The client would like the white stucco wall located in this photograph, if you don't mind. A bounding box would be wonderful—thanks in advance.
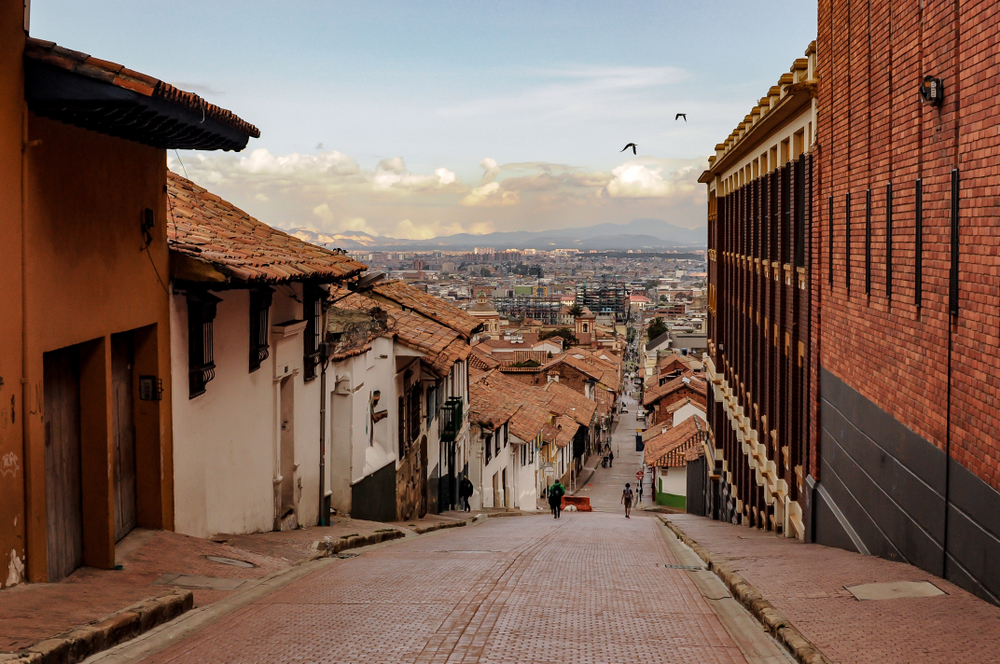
[656,466,687,497]
[171,285,321,538]
[672,403,706,427]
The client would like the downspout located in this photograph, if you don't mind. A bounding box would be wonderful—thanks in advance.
[318,352,329,526]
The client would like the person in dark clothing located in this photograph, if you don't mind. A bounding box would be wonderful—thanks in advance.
[459,476,474,512]
[608,450,614,467]
[548,480,565,519]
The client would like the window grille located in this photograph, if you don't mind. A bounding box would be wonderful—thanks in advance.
[303,284,322,381]
[485,433,492,464]
[950,169,960,316]
[865,189,872,295]
[187,291,221,398]
[249,288,273,373]
[915,179,923,309]
[845,192,852,292]
[886,183,893,300]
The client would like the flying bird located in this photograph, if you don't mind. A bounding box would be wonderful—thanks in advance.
[621,143,637,155]
[675,113,687,122]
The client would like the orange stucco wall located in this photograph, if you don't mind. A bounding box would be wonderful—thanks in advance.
[20,115,174,580]
[0,3,26,589]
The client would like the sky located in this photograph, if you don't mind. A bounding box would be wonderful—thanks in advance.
[31,1,816,241]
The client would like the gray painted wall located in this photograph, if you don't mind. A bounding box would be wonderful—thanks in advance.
[817,368,1000,605]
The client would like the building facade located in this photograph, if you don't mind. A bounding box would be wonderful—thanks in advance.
[701,1,1000,606]
[0,5,258,586]
[811,0,1000,604]
[698,45,817,539]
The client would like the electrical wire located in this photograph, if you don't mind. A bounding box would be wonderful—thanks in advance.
[173,149,189,179]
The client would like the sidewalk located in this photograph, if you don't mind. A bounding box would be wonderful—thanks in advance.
[665,514,1000,664]
[0,512,475,662]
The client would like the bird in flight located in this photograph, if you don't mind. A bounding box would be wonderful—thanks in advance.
[675,113,687,122]
[621,143,637,155]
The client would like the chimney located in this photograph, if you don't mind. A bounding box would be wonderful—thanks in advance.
[547,370,559,384]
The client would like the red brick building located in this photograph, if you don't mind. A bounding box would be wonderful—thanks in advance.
[700,2,1000,605]
[810,0,1000,605]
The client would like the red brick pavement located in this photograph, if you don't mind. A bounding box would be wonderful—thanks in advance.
[142,514,752,664]
[0,515,439,655]
[669,515,1000,664]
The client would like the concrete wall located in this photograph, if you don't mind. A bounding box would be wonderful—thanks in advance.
[657,467,687,498]
[171,286,320,538]
[0,1,25,589]
[672,403,705,427]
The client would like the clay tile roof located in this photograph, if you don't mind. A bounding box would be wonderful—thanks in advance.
[24,38,259,148]
[642,371,707,407]
[544,382,597,428]
[167,172,367,285]
[644,416,707,467]
[665,397,705,416]
[470,374,520,431]
[508,400,550,442]
[469,347,501,371]
[373,281,482,339]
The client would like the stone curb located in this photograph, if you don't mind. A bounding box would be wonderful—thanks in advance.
[659,516,833,664]
[315,528,407,555]
[0,591,193,664]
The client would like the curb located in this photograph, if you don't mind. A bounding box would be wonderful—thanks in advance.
[659,517,833,664]
[316,528,407,555]
[0,591,193,664]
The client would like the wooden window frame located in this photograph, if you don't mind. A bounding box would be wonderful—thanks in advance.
[249,287,273,373]
[187,291,221,399]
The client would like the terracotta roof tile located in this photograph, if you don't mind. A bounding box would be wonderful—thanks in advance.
[373,281,482,338]
[642,371,707,407]
[644,416,707,467]
[25,38,260,140]
[544,382,597,428]
[167,172,367,285]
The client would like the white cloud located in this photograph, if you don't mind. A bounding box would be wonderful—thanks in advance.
[461,181,519,207]
[393,218,495,240]
[604,159,702,199]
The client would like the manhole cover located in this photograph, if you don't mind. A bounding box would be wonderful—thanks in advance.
[846,581,945,601]
[206,555,255,568]
[658,564,703,570]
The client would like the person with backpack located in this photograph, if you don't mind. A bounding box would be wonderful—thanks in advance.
[621,483,634,518]
[459,476,474,512]
[548,480,565,519]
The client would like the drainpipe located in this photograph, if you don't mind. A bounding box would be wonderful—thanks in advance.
[318,347,330,526]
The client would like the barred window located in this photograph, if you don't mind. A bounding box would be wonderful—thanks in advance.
[187,291,221,399]
[249,288,273,373]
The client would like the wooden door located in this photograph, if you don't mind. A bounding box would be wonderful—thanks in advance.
[112,334,137,542]
[44,346,83,581]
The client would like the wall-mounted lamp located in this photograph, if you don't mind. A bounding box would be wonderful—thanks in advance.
[919,76,944,107]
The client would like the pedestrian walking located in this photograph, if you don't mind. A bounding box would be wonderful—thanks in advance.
[459,476,474,512]
[621,483,634,518]
[548,480,565,519]
[636,480,644,506]
[608,450,614,467]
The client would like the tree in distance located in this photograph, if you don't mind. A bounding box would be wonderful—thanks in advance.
[540,327,578,346]
[647,317,668,341]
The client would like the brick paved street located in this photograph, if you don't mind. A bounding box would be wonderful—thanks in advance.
[578,379,658,515]
[119,512,777,664]
[669,515,1000,664]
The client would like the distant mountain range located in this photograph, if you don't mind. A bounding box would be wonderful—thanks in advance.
[288,218,706,252]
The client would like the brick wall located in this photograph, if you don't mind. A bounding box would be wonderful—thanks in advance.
[815,0,1000,495]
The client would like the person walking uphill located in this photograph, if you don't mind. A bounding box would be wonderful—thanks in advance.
[459,476,474,512]
[548,480,565,519]
[621,483,634,518]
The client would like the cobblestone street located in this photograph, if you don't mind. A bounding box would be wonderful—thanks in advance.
[94,510,784,664]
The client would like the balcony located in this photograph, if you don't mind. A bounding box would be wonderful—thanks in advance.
[440,397,463,443]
